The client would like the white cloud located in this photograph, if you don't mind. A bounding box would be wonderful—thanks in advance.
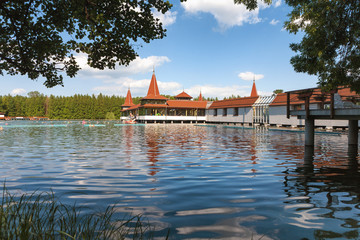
[158,81,182,92]
[76,53,172,96]
[179,84,252,99]
[92,78,181,97]
[153,10,177,27]
[11,88,26,96]
[181,0,269,30]
[238,72,264,81]
[76,54,171,79]
[93,78,257,99]
[273,0,281,7]
[270,19,279,25]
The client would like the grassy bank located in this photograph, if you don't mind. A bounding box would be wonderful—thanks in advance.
[1,187,166,239]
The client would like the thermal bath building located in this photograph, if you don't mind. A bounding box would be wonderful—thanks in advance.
[121,72,360,129]
[121,71,208,124]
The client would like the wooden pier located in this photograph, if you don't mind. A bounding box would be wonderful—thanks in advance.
[286,87,360,153]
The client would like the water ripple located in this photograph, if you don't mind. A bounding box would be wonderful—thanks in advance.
[0,122,359,239]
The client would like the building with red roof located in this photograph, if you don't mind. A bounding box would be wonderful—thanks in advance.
[121,71,208,123]
[120,70,360,128]
[207,96,258,124]
[175,91,193,100]
[122,89,135,110]
[206,80,260,125]
[268,87,360,128]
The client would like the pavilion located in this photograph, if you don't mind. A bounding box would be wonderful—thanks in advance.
[121,71,207,124]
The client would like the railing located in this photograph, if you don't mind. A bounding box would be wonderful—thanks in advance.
[137,115,206,121]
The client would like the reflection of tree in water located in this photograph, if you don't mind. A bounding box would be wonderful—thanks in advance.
[281,144,360,239]
[144,125,207,176]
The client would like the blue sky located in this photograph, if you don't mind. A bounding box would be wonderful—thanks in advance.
[1,0,318,99]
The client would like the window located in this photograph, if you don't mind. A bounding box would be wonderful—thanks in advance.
[234,108,238,116]
[223,108,227,116]
[214,109,217,116]
[293,104,302,110]
[324,103,330,109]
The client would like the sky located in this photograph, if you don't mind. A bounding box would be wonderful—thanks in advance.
[1,0,319,99]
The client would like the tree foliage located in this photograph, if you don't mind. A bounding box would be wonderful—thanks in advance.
[0,93,128,119]
[233,0,272,10]
[273,89,283,94]
[0,0,171,87]
[2,0,358,93]
[234,0,360,93]
[285,0,360,93]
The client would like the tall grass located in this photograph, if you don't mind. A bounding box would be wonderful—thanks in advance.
[0,186,166,240]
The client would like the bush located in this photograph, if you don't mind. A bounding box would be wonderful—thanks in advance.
[105,112,116,120]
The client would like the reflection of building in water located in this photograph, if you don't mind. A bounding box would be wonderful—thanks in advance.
[123,125,133,154]
[142,125,208,176]
[145,127,162,176]
[276,142,360,238]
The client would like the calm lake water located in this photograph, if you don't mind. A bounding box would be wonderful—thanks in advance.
[1,121,359,239]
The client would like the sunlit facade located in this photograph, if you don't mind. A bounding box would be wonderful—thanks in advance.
[121,72,207,124]
[121,72,360,129]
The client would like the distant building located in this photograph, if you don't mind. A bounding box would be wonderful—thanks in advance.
[120,72,360,129]
[269,87,359,129]
[206,80,259,125]
[121,71,207,124]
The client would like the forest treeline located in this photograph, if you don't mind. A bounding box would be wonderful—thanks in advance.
[0,91,143,120]
[0,91,220,119]
[0,91,239,119]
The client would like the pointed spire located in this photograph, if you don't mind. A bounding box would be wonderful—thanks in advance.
[250,78,258,97]
[142,71,168,100]
[122,88,134,107]
[147,72,160,96]
[198,91,203,101]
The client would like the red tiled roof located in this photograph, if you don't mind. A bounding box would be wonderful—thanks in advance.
[198,92,203,101]
[167,100,207,109]
[250,80,258,97]
[148,73,160,96]
[270,93,303,106]
[122,104,140,112]
[122,89,134,107]
[337,87,360,101]
[209,96,258,109]
[175,91,192,99]
[270,87,360,106]
[142,95,168,100]
[141,104,168,108]
[141,73,168,100]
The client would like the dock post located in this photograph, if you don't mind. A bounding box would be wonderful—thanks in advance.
[305,118,315,147]
[348,120,358,151]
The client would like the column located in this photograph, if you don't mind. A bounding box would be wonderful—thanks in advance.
[305,118,315,147]
[348,120,358,152]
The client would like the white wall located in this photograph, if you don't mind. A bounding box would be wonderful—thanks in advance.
[269,106,304,126]
[206,107,253,123]
[269,105,349,127]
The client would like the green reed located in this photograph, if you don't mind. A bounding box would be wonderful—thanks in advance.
[0,186,164,240]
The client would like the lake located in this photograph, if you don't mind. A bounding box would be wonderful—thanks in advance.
[0,121,359,239]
